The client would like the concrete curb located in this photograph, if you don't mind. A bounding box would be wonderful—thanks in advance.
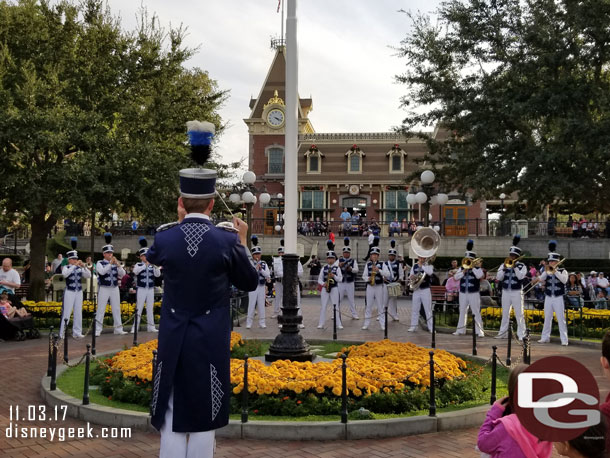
[41,350,492,440]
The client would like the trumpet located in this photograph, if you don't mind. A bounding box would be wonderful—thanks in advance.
[461,257,483,270]
[545,258,566,275]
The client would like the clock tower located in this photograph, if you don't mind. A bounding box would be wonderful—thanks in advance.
[244,46,314,232]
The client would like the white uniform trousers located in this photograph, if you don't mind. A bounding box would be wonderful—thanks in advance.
[541,295,568,344]
[363,285,385,330]
[456,292,484,336]
[411,288,432,331]
[95,286,124,335]
[132,287,157,332]
[246,285,266,328]
[338,282,358,318]
[273,281,283,315]
[319,287,342,328]
[160,389,215,458]
[383,286,400,321]
[498,289,525,339]
[60,290,83,338]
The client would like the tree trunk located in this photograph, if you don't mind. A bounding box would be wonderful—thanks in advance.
[29,212,56,302]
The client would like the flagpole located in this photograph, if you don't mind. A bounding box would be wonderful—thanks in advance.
[281,0,285,42]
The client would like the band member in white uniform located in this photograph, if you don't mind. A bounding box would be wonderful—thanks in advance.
[362,246,385,331]
[538,240,569,345]
[453,239,485,337]
[382,241,404,322]
[273,239,305,328]
[59,237,91,339]
[131,237,160,333]
[317,241,343,329]
[407,255,434,332]
[95,233,127,336]
[246,237,270,329]
[338,237,359,319]
[495,235,526,340]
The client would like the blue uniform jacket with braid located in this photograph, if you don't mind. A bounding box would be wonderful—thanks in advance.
[146,215,258,433]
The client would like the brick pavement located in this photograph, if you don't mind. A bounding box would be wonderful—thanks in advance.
[2,296,603,457]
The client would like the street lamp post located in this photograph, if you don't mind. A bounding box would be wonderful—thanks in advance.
[499,193,506,236]
[229,171,270,249]
[406,170,448,228]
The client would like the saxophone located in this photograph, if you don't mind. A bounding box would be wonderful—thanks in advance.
[325,267,333,293]
[370,263,377,286]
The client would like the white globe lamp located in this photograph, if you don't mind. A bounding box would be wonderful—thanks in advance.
[415,192,428,204]
[242,191,254,203]
[420,170,435,185]
[437,193,449,205]
[406,194,417,205]
[229,193,240,204]
[259,193,271,205]
[242,171,256,185]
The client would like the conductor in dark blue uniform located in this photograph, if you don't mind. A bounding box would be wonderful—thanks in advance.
[146,120,258,457]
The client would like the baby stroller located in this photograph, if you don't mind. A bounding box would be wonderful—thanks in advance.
[0,313,39,341]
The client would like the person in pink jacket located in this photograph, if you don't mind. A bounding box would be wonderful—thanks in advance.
[478,364,553,458]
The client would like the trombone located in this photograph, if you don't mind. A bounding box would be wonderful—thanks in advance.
[461,257,483,270]
[521,258,566,296]
[487,255,525,276]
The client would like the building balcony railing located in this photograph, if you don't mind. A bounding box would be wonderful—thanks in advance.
[245,218,610,239]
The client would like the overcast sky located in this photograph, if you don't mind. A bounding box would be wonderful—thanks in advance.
[105,0,442,171]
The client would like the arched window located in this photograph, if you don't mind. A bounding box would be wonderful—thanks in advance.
[304,144,323,174]
[345,144,365,174]
[386,144,407,174]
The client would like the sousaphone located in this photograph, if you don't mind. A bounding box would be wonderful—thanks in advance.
[409,227,441,290]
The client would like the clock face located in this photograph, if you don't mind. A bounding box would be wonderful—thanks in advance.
[267,109,285,127]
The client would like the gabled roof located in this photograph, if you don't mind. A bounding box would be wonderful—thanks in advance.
[248,47,312,120]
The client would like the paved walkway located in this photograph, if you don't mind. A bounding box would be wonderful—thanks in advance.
[2,296,605,457]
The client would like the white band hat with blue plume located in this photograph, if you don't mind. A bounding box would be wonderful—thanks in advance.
[278,238,284,253]
[102,232,114,253]
[67,237,78,259]
[464,239,476,259]
[251,235,262,254]
[326,240,337,259]
[509,234,522,256]
[547,239,560,262]
[180,120,217,199]
[342,237,351,253]
[138,237,149,257]
[388,239,397,256]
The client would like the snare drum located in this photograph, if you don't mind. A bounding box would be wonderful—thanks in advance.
[387,282,402,297]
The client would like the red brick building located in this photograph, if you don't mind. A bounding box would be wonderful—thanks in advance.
[245,47,487,236]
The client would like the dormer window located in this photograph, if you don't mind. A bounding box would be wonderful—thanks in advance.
[345,144,365,174]
[387,144,407,174]
[304,144,324,174]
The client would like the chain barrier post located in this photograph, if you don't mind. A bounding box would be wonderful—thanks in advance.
[83,344,91,405]
[491,345,497,405]
[429,351,436,417]
[133,307,139,347]
[524,328,531,365]
[47,326,54,376]
[91,319,96,356]
[150,349,158,416]
[384,306,388,340]
[333,304,337,341]
[431,308,436,349]
[63,318,69,363]
[579,305,583,340]
[242,355,249,423]
[341,353,348,424]
[50,333,58,391]
[472,312,477,356]
[506,318,512,366]
[235,293,242,327]
[230,295,235,331]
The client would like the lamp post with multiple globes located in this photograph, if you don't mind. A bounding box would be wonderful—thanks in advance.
[406,170,449,229]
[228,171,271,249]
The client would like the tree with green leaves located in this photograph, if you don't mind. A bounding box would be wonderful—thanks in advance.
[397,0,610,215]
[0,0,227,300]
